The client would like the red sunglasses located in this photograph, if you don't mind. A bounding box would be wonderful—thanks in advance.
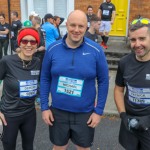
[21,39,37,45]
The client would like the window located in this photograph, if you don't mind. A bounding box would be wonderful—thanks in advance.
[54,0,67,17]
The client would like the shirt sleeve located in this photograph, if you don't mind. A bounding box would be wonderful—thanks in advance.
[0,57,7,80]
[112,4,116,11]
[40,49,52,111]
[53,26,59,39]
[94,47,109,115]
[115,61,125,87]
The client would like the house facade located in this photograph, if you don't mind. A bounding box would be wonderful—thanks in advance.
[0,0,149,37]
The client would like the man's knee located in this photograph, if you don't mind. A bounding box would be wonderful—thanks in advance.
[53,144,68,150]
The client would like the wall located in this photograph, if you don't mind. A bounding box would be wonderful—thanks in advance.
[75,0,150,22]
[0,0,21,23]
[75,0,103,15]
[129,0,150,22]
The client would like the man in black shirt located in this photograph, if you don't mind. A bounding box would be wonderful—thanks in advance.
[85,15,100,43]
[0,13,10,59]
[86,5,95,30]
[32,15,45,62]
[114,18,150,150]
[97,0,115,49]
[10,11,22,53]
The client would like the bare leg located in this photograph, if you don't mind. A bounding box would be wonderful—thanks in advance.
[76,145,91,150]
[53,144,68,150]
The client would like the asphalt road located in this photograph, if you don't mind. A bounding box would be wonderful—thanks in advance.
[0,110,124,150]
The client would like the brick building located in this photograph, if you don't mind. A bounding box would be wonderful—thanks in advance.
[75,0,150,22]
[0,0,150,36]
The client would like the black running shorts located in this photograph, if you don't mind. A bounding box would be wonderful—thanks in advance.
[49,107,95,148]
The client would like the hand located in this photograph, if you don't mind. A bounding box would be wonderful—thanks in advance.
[42,110,54,126]
[120,112,130,130]
[87,113,102,128]
[111,20,114,25]
[0,112,7,126]
[16,48,21,53]
[133,116,150,131]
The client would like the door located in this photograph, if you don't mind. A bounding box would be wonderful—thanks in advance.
[109,0,128,36]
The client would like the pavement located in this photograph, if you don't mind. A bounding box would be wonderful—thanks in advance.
[102,37,130,116]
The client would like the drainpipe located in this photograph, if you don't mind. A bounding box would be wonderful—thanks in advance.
[7,0,11,24]
[7,0,11,54]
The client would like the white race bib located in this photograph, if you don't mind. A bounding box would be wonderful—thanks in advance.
[57,76,84,97]
[128,84,150,105]
[19,80,38,98]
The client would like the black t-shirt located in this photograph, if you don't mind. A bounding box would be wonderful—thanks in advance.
[0,22,10,40]
[115,53,150,116]
[86,14,95,27]
[0,54,40,117]
[38,27,45,47]
[99,2,116,21]
[11,20,22,40]
[84,31,98,43]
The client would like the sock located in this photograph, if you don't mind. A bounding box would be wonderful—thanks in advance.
[101,36,105,42]
[104,36,109,44]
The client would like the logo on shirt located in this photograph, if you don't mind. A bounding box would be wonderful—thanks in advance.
[82,52,90,55]
[146,74,150,80]
[31,70,40,75]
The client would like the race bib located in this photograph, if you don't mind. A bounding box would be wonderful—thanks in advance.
[19,80,38,98]
[128,84,150,105]
[103,10,109,16]
[57,76,84,97]
[0,34,6,37]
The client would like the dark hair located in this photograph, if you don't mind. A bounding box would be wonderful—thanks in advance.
[129,21,150,33]
[11,11,18,17]
[90,15,100,22]
[87,5,93,10]
[44,13,53,22]
[0,13,5,19]
[53,16,60,21]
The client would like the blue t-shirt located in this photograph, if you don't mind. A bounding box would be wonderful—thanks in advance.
[42,22,59,49]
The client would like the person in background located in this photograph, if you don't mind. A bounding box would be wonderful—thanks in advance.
[53,16,64,40]
[32,15,46,105]
[86,5,95,30]
[40,10,109,150]
[85,15,101,43]
[97,0,116,49]
[32,16,45,62]
[0,27,40,150]
[42,13,59,49]
[0,13,10,59]
[114,18,150,150]
[29,11,39,25]
[23,20,32,27]
[10,11,22,53]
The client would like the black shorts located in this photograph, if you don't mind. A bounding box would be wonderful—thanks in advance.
[49,107,95,148]
[119,121,150,150]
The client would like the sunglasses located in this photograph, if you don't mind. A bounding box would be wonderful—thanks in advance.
[131,18,150,25]
[21,39,37,45]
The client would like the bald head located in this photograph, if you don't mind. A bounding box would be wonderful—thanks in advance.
[67,10,87,24]
[65,10,88,48]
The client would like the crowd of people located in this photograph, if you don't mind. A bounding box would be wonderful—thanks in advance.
[0,0,150,149]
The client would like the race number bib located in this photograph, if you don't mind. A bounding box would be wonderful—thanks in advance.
[57,76,84,97]
[128,84,150,105]
[19,80,38,98]
[103,10,109,16]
